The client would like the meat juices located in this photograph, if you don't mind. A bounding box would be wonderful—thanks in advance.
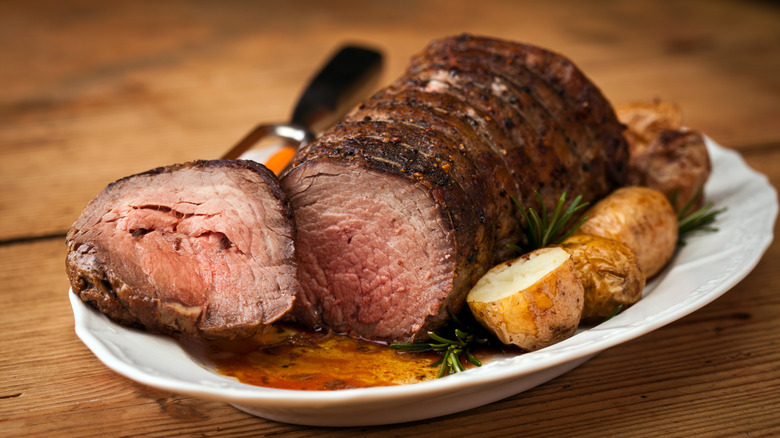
[66,160,297,339]
[281,34,628,343]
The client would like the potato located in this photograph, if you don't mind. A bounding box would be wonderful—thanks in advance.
[558,234,646,319]
[616,99,711,210]
[626,129,711,211]
[577,186,678,278]
[466,247,584,351]
[616,99,683,148]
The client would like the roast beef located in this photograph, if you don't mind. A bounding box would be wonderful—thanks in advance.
[66,160,297,339]
[281,34,628,343]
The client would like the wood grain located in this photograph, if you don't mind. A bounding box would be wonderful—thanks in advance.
[1,0,779,436]
[2,0,779,242]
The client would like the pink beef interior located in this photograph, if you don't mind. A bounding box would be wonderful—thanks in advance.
[70,163,296,337]
[283,161,455,342]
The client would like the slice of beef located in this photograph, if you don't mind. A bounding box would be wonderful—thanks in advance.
[282,34,628,343]
[284,137,486,342]
[340,91,527,261]
[66,160,297,339]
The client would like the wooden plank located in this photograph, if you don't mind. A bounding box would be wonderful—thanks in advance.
[1,0,779,241]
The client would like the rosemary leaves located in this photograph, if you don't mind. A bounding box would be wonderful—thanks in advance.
[675,187,727,244]
[390,313,490,377]
[508,191,589,253]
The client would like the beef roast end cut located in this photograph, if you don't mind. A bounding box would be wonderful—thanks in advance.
[66,160,297,339]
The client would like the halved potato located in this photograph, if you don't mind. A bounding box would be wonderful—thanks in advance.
[466,247,584,351]
[559,234,646,320]
[577,186,678,278]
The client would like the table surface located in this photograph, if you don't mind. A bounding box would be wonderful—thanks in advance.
[2,1,779,436]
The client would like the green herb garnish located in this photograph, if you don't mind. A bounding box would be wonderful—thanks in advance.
[390,313,489,377]
[674,187,727,245]
[508,191,589,253]
[603,304,624,322]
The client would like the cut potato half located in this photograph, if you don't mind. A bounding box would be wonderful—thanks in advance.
[467,247,584,351]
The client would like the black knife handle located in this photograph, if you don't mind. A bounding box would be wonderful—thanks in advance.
[290,45,383,131]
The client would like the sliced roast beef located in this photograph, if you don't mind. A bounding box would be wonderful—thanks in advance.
[283,137,484,342]
[66,160,297,339]
[281,34,628,343]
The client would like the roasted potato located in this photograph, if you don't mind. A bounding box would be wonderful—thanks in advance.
[626,129,711,211]
[559,234,646,319]
[466,247,584,351]
[577,186,678,278]
[617,99,711,210]
[616,99,683,149]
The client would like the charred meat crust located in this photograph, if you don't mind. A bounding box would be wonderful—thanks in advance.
[408,46,608,201]
[405,55,579,180]
[410,59,592,181]
[415,34,628,188]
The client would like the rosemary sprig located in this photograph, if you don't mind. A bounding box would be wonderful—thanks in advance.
[674,187,727,245]
[508,191,589,253]
[390,313,489,377]
[603,304,624,322]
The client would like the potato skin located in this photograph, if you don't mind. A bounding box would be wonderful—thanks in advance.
[616,100,711,210]
[467,248,584,351]
[626,129,711,211]
[577,186,678,278]
[559,234,646,319]
[616,100,683,150]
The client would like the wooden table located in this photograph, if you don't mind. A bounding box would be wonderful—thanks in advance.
[2,1,779,436]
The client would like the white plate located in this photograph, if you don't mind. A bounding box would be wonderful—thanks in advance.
[71,138,777,427]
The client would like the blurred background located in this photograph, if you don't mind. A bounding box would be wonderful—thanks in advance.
[2,0,779,243]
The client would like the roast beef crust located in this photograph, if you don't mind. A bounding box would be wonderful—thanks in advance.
[413,34,628,188]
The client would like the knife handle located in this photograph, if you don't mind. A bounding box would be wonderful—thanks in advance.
[290,45,383,132]
[222,45,382,162]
